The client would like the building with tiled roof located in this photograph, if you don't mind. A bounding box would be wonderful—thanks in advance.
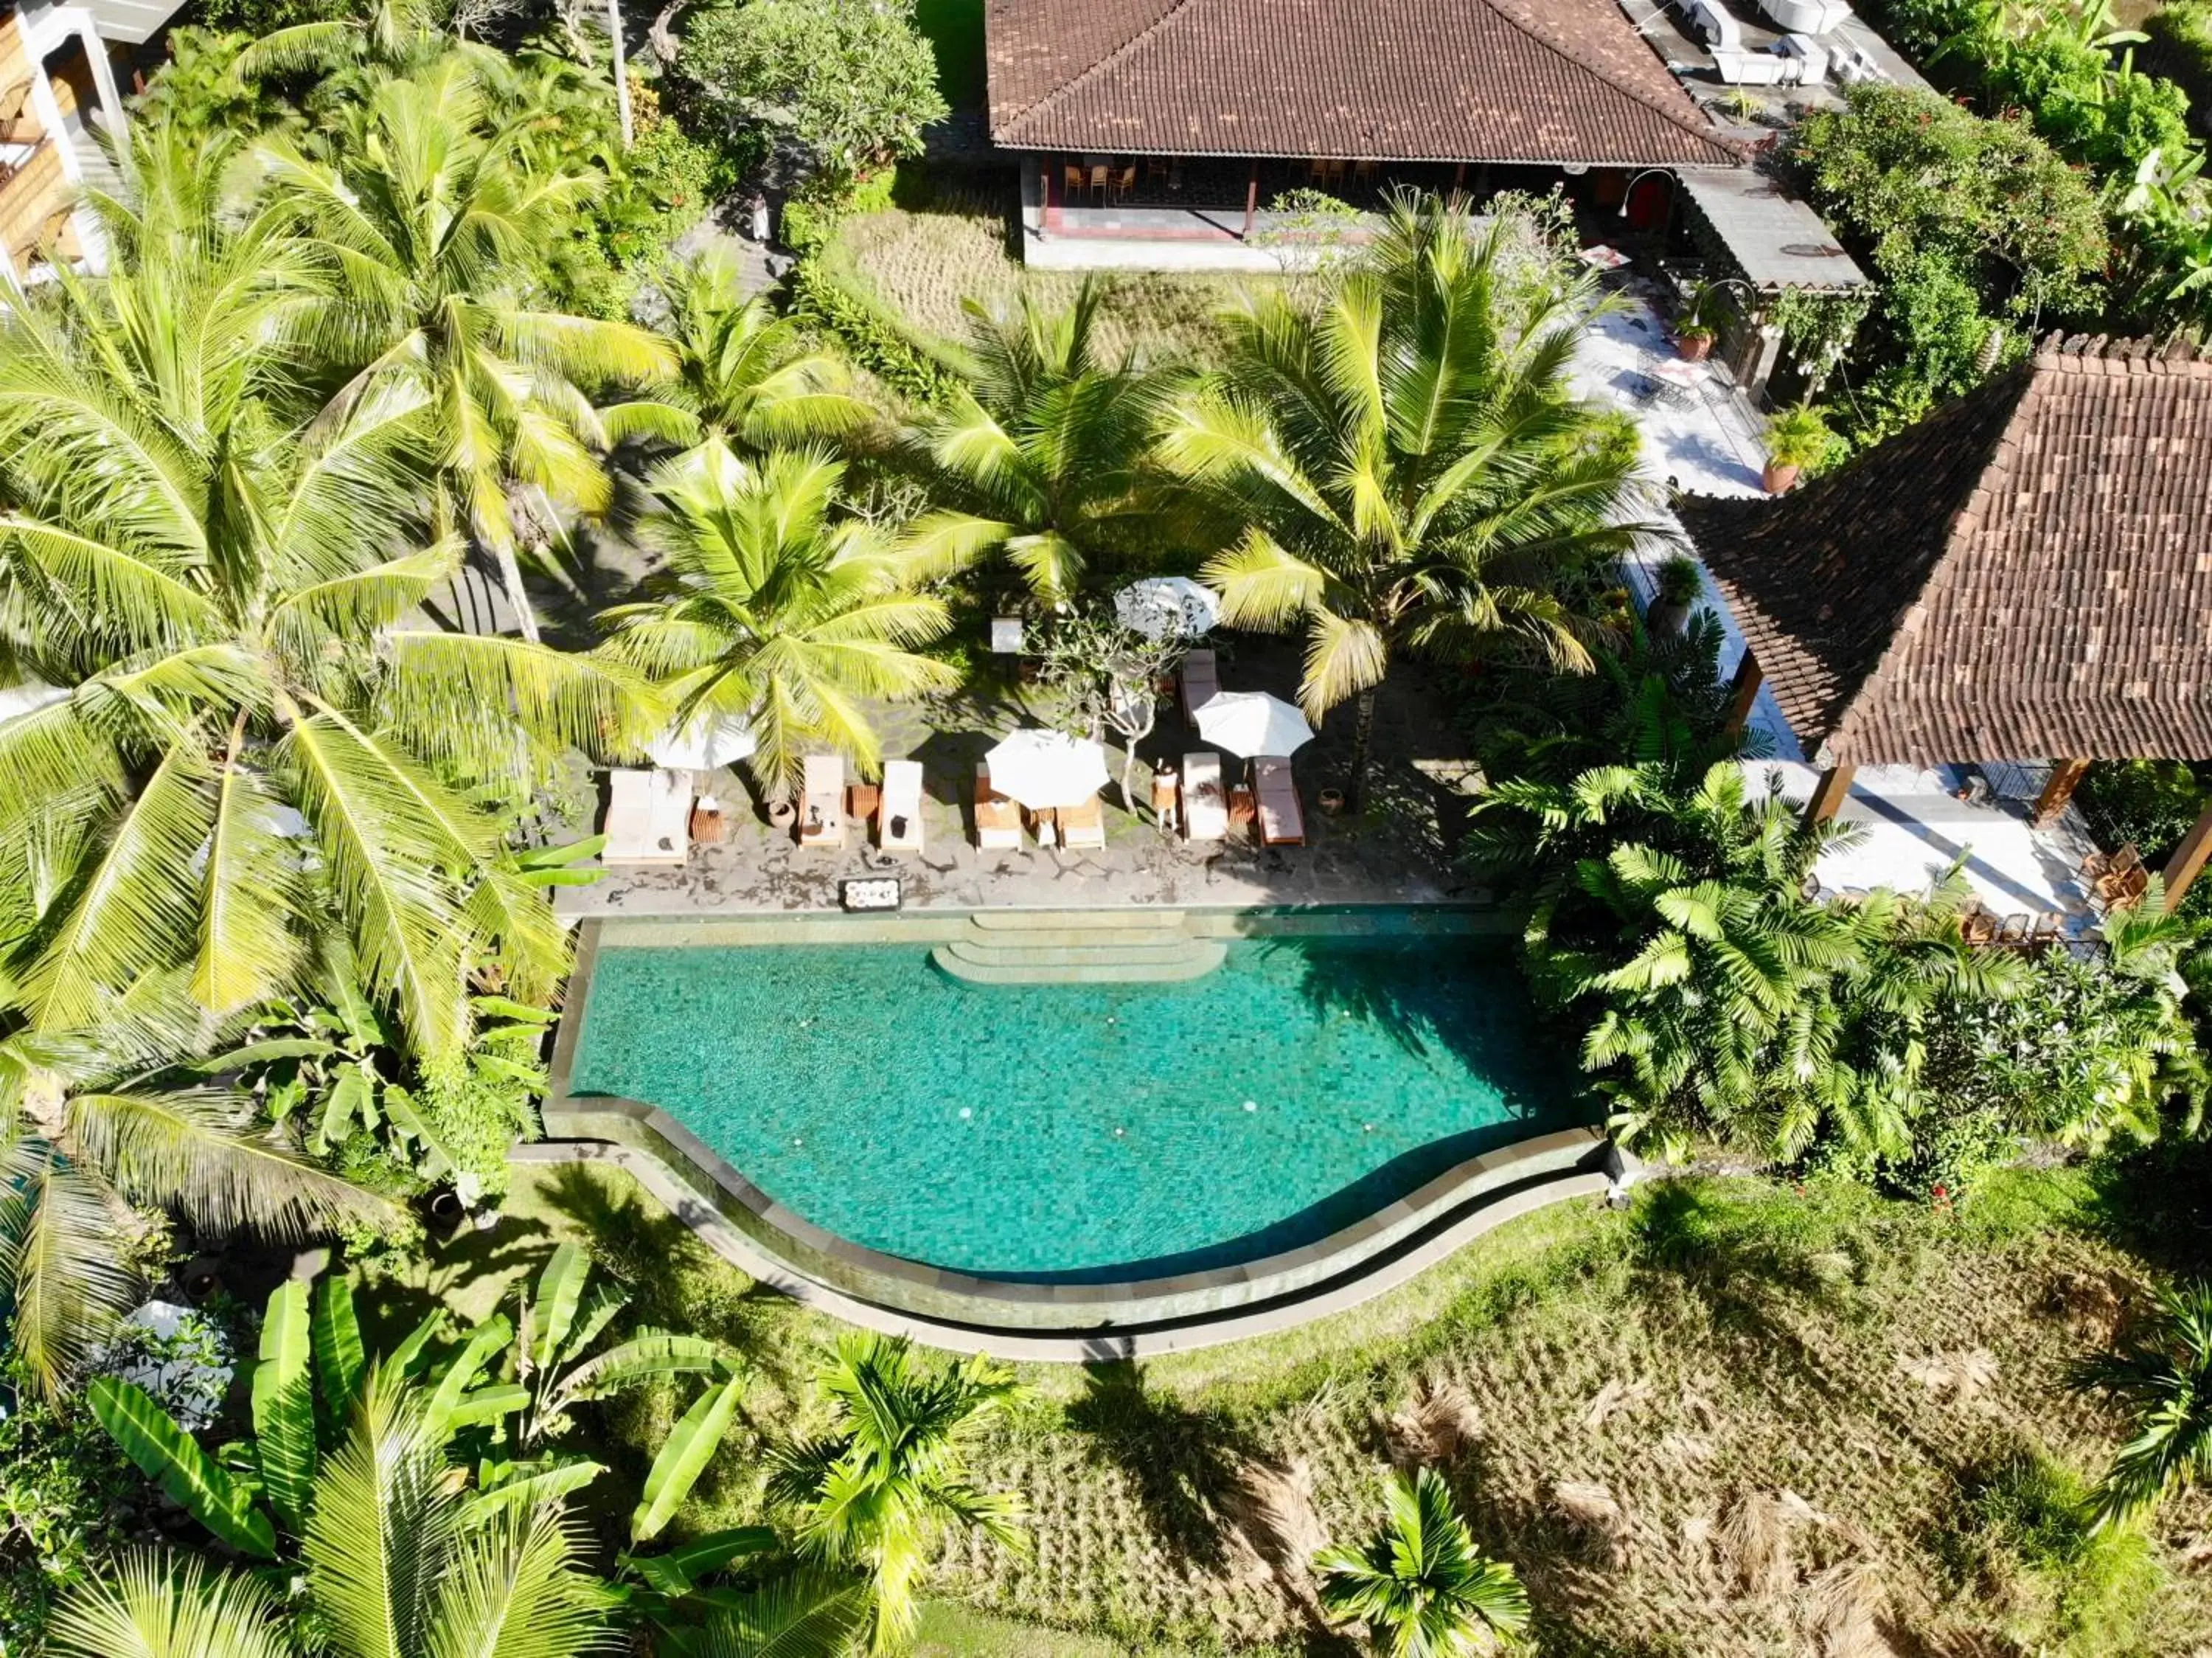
[1678,336,2212,774]
[984,0,1744,167]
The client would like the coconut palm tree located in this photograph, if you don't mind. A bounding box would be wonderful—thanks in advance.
[51,1370,615,1658]
[768,1333,1028,1654]
[2075,1280,2212,1527]
[0,125,647,1065]
[1159,192,1664,805]
[607,250,874,457]
[1314,1467,1529,1657]
[260,53,676,642]
[902,277,1181,604]
[597,441,958,799]
[0,995,386,1397]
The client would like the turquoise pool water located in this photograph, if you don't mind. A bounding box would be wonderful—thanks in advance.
[565,932,1574,1280]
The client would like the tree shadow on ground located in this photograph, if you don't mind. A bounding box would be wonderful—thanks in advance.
[2082,1138,2212,1281]
[353,1210,555,1350]
[1062,1360,1262,1575]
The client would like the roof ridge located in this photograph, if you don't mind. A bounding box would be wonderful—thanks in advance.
[1820,366,2039,765]
[1478,0,1738,164]
[1004,0,1202,133]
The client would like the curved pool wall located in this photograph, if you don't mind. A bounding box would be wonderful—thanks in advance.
[542,910,1610,1346]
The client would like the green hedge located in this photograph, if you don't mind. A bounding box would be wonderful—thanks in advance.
[782,195,967,406]
[2143,1,2212,140]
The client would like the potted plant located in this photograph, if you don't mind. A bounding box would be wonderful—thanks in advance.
[1674,319,1716,362]
[1762,403,1833,494]
[1645,555,1703,639]
[1673,279,1724,361]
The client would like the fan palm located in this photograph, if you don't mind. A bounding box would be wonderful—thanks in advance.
[2075,1280,2212,1527]
[260,54,676,642]
[767,1333,1028,1654]
[608,251,874,456]
[1314,1467,1529,1657]
[902,277,1181,603]
[598,441,958,799]
[0,125,647,1066]
[1,996,386,1397]
[51,1368,615,1657]
[1159,191,1664,804]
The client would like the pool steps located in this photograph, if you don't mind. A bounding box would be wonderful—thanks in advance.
[930,909,1228,983]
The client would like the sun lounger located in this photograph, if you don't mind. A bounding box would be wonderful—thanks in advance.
[879,760,923,852]
[1057,793,1105,849]
[799,754,844,847]
[602,768,693,867]
[1253,756,1307,847]
[975,762,1022,850]
[1180,648,1220,718]
[1180,751,1228,843]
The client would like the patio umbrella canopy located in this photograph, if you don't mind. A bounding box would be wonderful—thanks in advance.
[1114,577,1220,640]
[648,709,758,771]
[1194,690,1315,758]
[985,729,1111,808]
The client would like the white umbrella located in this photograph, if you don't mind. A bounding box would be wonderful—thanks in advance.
[649,708,757,771]
[984,728,1110,809]
[1114,576,1220,640]
[1195,690,1315,758]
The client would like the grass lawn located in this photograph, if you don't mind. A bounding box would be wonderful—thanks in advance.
[913,0,986,108]
[829,181,1281,371]
[378,1154,2212,1656]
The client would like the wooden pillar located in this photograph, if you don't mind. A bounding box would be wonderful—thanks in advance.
[1804,764,1856,827]
[2032,757,2091,828]
[1721,651,1763,739]
[1242,159,1259,240]
[2163,800,2212,909]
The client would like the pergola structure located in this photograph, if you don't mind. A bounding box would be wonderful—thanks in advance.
[1677,335,2212,904]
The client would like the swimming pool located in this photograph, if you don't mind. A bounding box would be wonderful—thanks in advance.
[560,924,1576,1281]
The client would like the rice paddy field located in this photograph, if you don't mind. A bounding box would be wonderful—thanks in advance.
[387,1154,2212,1657]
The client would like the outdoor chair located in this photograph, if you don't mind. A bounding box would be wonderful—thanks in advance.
[1062,162,1084,201]
[1253,756,1306,847]
[1112,165,1136,202]
[1180,648,1220,718]
[1995,913,2032,946]
[1088,163,1109,206]
[880,759,924,853]
[1961,907,1997,945]
[2029,912,2065,949]
[2095,864,2151,913]
[1352,158,1377,184]
[602,768,692,867]
[2083,843,2141,882]
[1181,752,1228,843]
[799,754,845,847]
[1057,793,1106,849]
[974,761,1023,850]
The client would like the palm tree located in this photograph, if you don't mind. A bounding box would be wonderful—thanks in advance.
[608,250,874,456]
[261,53,676,642]
[1159,192,1664,805]
[598,441,958,799]
[2075,1280,2212,1527]
[768,1333,1028,1654]
[902,277,1180,603]
[1314,1467,1529,1657]
[0,996,385,1396]
[0,125,647,1065]
[679,1567,875,1658]
[52,1369,615,1657]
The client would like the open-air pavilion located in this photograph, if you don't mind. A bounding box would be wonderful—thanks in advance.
[984,0,1745,270]
[1676,334,2212,920]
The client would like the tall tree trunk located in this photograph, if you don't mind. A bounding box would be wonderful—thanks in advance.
[1347,685,1377,813]
[606,0,633,147]
[488,533,543,645]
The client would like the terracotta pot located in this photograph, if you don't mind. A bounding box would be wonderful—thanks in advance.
[1763,459,1802,495]
[767,798,797,830]
[1676,333,1714,362]
[1318,787,1347,815]
[1646,597,1691,639]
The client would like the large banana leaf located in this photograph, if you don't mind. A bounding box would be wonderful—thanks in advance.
[619,1525,781,1598]
[459,1456,608,1525]
[312,1275,366,1417]
[631,1373,747,1544]
[443,1381,530,1430]
[544,1329,728,1419]
[527,1243,590,1371]
[251,1279,317,1534]
[89,1378,278,1558]
[428,1313,514,1437]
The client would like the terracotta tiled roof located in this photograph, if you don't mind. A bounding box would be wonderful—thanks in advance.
[984,0,1743,167]
[1678,336,2212,766]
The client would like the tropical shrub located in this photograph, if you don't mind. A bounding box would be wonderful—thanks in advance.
[2143,0,2212,138]
[1161,190,1662,805]
[0,1360,144,1645]
[1947,1451,2163,1653]
[1313,1466,1529,1656]
[678,0,947,194]
[2073,1280,2212,1526]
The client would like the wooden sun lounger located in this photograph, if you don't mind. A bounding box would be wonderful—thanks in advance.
[1180,751,1228,842]
[975,762,1022,850]
[1253,756,1306,846]
[879,759,923,852]
[1180,648,1220,718]
[602,768,693,867]
[1057,793,1105,849]
[799,754,844,847]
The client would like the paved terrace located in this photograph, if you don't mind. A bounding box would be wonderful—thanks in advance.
[558,641,1492,920]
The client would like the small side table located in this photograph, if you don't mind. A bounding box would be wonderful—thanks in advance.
[1228,785,1257,833]
[847,783,881,828]
[690,800,728,845]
